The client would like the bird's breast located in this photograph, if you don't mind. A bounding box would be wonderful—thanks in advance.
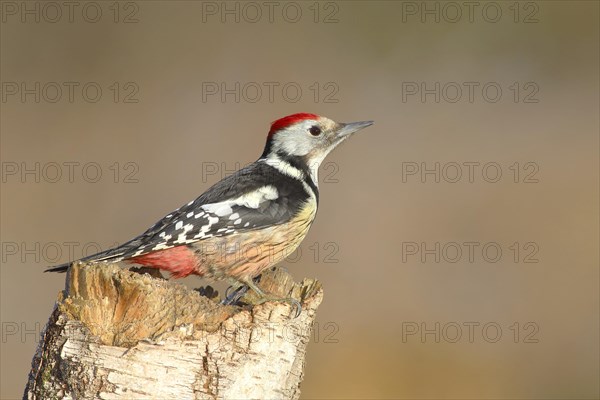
[191,199,317,281]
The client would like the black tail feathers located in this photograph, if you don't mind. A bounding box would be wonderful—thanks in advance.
[43,234,145,274]
[44,243,131,273]
[44,262,71,273]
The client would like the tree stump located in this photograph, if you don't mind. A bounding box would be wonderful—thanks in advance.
[23,262,323,400]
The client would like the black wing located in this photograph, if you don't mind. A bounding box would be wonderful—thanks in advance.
[46,161,311,271]
[120,161,311,258]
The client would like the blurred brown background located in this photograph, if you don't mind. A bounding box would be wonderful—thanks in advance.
[1,1,598,399]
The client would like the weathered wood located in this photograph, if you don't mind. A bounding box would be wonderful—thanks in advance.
[24,262,323,400]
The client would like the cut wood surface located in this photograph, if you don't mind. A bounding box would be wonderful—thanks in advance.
[24,262,323,400]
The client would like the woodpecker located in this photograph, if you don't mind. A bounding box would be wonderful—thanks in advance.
[47,113,373,306]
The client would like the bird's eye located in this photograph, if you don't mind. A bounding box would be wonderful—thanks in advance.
[309,126,322,136]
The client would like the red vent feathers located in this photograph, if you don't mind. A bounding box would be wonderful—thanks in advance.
[268,113,320,138]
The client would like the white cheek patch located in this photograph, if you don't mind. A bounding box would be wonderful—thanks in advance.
[270,120,319,157]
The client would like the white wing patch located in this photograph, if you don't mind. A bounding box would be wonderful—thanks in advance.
[131,185,281,256]
[199,185,278,216]
[202,202,233,217]
[230,185,279,208]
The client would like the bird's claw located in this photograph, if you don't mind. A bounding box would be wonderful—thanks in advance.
[287,298,302,318]
[221,286,302,318]
[221,284,249,305]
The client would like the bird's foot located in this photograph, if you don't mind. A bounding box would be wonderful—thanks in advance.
[222,284,249,305]
[221,275,302,318]
[249,293,302,318]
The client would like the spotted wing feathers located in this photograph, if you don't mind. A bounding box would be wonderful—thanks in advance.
[120,162,308,259]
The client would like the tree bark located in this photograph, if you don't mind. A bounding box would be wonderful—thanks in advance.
[23,262,323,400]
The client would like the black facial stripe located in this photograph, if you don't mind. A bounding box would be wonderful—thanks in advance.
[275,151,319,204]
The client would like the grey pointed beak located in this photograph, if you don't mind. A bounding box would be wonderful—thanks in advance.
[336,120,374,138]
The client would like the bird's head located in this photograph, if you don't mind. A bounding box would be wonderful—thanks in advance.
[261,113,373,170]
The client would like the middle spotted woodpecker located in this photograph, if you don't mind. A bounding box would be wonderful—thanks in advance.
[46,113,373,306]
